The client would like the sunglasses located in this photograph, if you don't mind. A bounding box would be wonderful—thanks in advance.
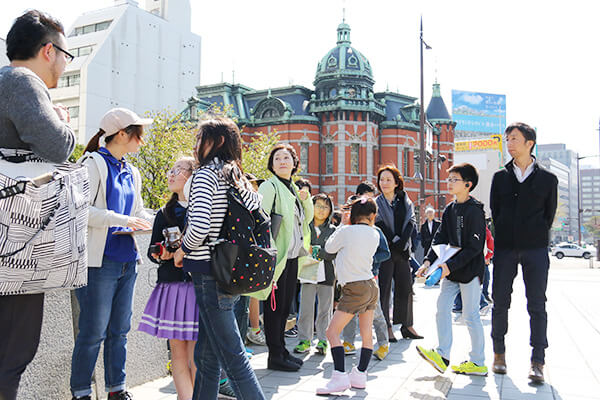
[44,42,75,64]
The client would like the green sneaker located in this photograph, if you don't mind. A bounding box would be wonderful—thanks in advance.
[294,340,311,353]
[416,346,448,373]
[451,361,488,376]
[316,340,328,355]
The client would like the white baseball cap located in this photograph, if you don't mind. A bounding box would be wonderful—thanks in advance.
[99,108,153,137]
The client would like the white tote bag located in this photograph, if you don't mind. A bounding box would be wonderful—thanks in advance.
[0,149,90,295]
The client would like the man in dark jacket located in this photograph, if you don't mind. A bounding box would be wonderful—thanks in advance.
[490,122,558,383]
[420,206,441,257]
[294,193,337,355]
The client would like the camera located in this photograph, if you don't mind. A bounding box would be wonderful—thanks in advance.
[150,227,182,257]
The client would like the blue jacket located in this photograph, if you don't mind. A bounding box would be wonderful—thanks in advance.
[372,226,391,276]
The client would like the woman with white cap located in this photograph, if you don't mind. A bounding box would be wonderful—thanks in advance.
[70,108,154,400]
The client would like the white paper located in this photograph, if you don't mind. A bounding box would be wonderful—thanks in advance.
[425,244,461,278]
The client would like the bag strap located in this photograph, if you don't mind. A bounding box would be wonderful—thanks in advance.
[270,181,278,214]
[0,181,27,200]
[0,202,60,258]
[0,149,43,163]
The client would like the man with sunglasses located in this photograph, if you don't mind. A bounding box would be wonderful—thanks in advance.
[0,10,75,400]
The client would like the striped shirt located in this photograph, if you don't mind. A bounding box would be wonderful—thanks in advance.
[181,159,261,265]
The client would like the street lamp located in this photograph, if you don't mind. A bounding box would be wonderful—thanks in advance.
[419,16,432,215]
[576,153,600,245]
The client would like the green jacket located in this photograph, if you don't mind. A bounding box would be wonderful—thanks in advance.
[249,176,314,300]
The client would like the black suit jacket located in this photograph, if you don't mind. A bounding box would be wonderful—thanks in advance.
[420,219,441,255]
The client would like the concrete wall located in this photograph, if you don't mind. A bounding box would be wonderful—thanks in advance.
[18,235,170,400]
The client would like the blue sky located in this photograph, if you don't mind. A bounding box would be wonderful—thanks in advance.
[1,0,599,167]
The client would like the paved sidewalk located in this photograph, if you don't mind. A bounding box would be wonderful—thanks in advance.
[130,257,600,399]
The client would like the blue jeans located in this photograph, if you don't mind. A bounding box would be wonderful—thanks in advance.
[436,277,485,366]
[453,290,488,311]
[70,258,138,397]
[191,273,265,400]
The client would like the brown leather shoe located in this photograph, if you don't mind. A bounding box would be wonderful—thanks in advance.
[493,353,507,374]
[529,362,544,383]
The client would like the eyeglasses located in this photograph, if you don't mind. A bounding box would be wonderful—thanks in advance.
[44,43,75,64]
[314,204,331,210]
[167,168,190,177]
[447,178,465,183]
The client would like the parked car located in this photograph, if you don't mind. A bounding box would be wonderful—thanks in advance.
[551,242,595,259]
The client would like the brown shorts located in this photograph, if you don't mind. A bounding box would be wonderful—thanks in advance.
[337,279,379,315]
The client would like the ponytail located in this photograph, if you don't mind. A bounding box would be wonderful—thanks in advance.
[83,129,105,154]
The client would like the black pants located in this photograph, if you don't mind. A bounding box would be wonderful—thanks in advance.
[491,248,549,364]
[263,258,298,360]
[378,251,413,328]
[0,293,45,400]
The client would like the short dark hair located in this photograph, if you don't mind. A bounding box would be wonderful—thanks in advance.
[505,122,536,154]
[356,181,376,195]
[295,178,312,194]
[6,10,65,61]
[447,163,479,192]
[376,164,404,194]
[331,210,342,226]
[312,193,330,205]
[350,197,378,224]
[267,143,299,176]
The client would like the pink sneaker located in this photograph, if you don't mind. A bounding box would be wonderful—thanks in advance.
[349,366,367,389]
[316,370,351,395]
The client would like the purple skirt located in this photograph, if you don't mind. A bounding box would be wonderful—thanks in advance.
[138,282,199,341]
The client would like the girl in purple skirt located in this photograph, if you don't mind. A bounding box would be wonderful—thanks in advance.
[138,157,198,400]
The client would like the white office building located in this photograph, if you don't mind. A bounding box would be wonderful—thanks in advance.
[50,0,201,143]
[538,144,579,239]
[539,158,571,242]
[580,168,600,243]
[0,38,8,67]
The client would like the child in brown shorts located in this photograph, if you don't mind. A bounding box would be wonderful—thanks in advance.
[316,197,381,395]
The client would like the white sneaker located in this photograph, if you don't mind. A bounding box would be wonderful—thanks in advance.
[246,329,266,346]
[316,370,351,395]
[349,366,367,389]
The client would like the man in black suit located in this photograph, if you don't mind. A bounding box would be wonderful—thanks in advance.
[420,206,441,258]
[490,122,558,384]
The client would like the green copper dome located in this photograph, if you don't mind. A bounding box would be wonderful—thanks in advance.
[314,22,374,86]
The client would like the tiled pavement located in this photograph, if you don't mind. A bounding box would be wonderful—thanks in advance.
[131,257,600,399]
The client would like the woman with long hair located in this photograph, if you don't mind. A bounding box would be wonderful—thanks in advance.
[250,144,314,372]
[173,118,265,399]
[375,165,423,342]
[138,156,197,400]
[70,108,153,400]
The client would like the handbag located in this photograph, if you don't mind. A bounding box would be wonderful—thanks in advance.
[0,150,90,295]
[269,181,283,240]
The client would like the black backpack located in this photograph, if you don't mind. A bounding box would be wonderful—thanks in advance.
[210,186,277,295]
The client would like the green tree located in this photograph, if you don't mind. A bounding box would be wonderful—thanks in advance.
[241,129,280,180]
[68,143,86,163]
[128,110,196,210]
[583,215,600,241]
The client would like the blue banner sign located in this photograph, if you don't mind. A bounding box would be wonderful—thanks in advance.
[452,90,506,135]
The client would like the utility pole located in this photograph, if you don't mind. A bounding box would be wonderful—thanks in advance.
[419,17,431,216]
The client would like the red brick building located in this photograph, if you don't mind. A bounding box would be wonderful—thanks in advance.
[183,21,455,219]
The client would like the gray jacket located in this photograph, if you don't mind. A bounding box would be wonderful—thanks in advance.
[0,66,75,163]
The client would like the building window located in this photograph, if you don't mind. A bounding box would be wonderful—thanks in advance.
[57,73,80,88]
[350,143,359,174]
[403,148,409,176]
[414,153,420,179]
[70,20,112,37]
[300,143,309,174]
[70,46,94,58]
[326,144,334,174]
[68,106,79,119]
